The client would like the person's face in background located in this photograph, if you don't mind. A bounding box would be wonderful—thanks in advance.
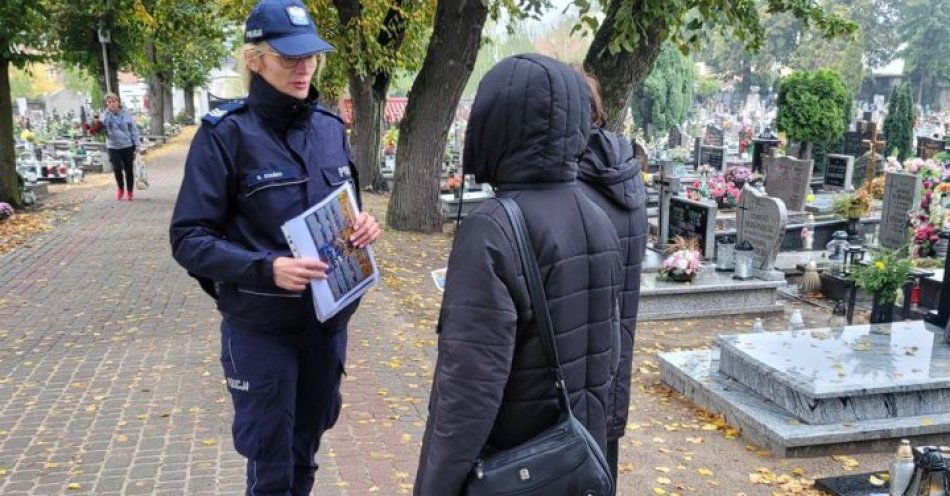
[247,49,317,100]
[105,96,120,113]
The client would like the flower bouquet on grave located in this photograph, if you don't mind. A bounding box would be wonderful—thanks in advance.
[723,165,752,189]
[833,190,871,220]
[849,246,912,323]
[709,177,741,209]
[905,157,942,182]
[659,237,702,283]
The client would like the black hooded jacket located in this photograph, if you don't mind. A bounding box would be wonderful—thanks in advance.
[578,128,648,441]
[414,54,623,495]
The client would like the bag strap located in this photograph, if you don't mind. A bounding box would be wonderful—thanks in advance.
[497,197,572,414]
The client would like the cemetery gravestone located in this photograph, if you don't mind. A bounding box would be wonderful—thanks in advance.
[668,125,683,148]
[657,173,683,248]
[699,145,726,171]
[737,187,788,279]
[822,154,855,191]
[764,155,813,212]
[693,137,702,167]
[842,131,869,158]
[751,136,781,174]
[879,172,923,249]
[918,137,947,160]
[704,125,724,147]
[667,197,717,258]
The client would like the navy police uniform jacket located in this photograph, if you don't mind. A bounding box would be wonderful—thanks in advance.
[170,76,360,333]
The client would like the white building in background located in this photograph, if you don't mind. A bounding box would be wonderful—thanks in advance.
[43,90,86,118]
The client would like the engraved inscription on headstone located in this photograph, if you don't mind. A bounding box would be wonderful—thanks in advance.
[822,154,855,191]
[704,125,724,147]
[667,197,717,258]
[764,155,813,211]
[699,145,725,171]
[879,172,923,249]
[737,187,788,271]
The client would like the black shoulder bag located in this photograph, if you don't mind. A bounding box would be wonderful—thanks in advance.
[462,197,615,496]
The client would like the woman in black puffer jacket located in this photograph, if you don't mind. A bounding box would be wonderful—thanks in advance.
[576,71,649,481]
[414,54,623,495]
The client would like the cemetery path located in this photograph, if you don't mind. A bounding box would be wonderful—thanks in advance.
[0,128,891,496]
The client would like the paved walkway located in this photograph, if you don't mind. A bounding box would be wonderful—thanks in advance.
[0,131,427,495]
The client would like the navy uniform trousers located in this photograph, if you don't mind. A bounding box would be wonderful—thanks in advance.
[220,320,346,496]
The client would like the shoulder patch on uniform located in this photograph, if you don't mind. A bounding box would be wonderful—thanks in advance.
[202,101,247,127]
[314,104,345,125]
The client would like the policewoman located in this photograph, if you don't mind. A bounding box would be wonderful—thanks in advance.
[169,0,381,494]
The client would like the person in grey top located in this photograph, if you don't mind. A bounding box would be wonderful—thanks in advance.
[102,93,142,200]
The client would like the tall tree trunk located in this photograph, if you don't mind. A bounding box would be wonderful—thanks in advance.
[147,74,163,136]
[583,0,666,133]
[183,86,196,123]
[145,43,164,137]
[0,58,21,206]
[348,73,388,192]
[386,0,488,232]
[163,81,174,127]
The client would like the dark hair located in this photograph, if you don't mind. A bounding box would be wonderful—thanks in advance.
[571,63,607,128]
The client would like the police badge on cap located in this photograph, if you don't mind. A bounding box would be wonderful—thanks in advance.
[244,0,334,56]
[286,6,310,26]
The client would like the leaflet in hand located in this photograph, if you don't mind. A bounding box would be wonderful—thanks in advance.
[281,183,379,322]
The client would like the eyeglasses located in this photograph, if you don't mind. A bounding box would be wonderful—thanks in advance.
[263,50,318,70]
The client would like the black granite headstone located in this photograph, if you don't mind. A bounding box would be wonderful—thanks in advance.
[667,197,716,258]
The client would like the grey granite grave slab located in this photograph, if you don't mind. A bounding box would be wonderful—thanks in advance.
[879,172,923,249]
[765,155,814,212]
[638,272,784,321]
[660,348,950,457]
[717,321,950,424]
[737,187,788,272]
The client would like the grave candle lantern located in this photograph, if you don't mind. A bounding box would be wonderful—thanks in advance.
[825,231,850,275]
[716,235,736,271]
[734,241,754,279]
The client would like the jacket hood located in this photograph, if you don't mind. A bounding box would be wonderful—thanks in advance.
[578,128,643,211]
[463,54,592,187]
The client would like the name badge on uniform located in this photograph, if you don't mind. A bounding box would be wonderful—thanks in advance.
[256,171,285,182]
[337,166,351,179]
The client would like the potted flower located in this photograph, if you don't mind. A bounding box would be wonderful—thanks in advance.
[833,190,871,243]
[659,236,703,282]
[848,247,912,323]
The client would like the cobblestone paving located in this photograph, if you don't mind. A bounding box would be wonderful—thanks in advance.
[0,132,426,495]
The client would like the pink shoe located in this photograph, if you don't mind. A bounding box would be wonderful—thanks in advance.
[116,189,125,201]
[127,190,134,201]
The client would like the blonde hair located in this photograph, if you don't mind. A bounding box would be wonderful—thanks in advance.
[242,42,326,90]
[104,92,119,103]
